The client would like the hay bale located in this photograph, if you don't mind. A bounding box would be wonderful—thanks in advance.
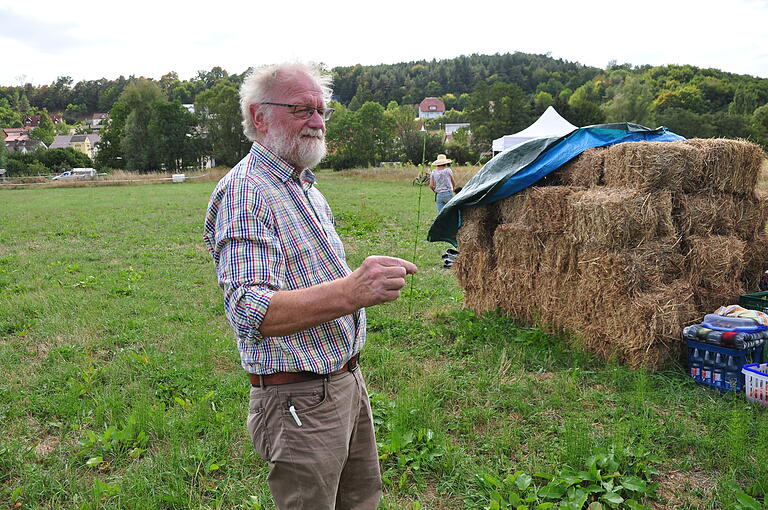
[568,188,676,250]
[454,136,766,370]
[493,224,546,291]
[496,186,581,233]
[673,191,768,241]
[456,218,491,248]
[455,221,497,289]
[693,282,746,316]
[576,280,697,369]
[683,138,766,195]
[684,235,745,290]
[461,202,498,229]
[544,147,606,187]
[577,238,684,297]
[531,264,580,332]
[621,280,698,369]
[462,283,500,315]
[603,141,699,191]
[742,232,768,291]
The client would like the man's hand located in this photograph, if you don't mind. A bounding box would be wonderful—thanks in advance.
[345,256,418,308]
[260,256,418,337]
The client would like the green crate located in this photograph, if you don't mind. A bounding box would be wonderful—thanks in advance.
[739,291,768,313]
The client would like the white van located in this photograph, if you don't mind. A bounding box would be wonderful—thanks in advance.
[52,168,97,180]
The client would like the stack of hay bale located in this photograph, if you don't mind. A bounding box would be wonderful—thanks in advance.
[453,139,768,369]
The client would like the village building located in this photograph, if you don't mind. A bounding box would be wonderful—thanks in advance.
[418,97,446,119]
[50,133,101,159]
[445,122,471,141]
[22,114,64,128]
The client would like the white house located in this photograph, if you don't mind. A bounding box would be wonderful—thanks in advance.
[418,97,445,119]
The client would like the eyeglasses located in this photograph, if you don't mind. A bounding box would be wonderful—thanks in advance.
[261,102,334,121]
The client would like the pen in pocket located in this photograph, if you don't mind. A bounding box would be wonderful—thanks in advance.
[287,398,302,427]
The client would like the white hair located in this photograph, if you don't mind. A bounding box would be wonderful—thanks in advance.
[239,62,333,142]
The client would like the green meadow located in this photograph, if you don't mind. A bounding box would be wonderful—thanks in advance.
[1,173,767,509]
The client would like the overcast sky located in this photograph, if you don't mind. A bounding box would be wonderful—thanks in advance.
[1,0,767,86]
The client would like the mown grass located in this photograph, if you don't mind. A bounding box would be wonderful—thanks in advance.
[0,169,767,509]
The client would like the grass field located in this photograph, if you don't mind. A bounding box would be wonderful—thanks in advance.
[1,169,767,509]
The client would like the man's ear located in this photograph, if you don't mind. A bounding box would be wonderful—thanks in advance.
[250,104,267,135]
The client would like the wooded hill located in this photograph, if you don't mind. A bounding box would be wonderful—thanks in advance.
[2,52,768,172]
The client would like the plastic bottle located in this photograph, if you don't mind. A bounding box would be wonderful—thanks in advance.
[702,350,713,384]
[690,348,703,381]
[724,355,740,390]
[713,353,725,388]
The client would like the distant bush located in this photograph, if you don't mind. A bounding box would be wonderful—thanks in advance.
[5,148,93,177]
[37,148,93,173]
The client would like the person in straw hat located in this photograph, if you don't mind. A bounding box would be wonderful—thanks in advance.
[429,154,456,213]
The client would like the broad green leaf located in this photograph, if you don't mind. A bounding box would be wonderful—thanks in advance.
[86,456,103,467]
[534,503,554,510]
[515,473,532,491]
[601,491,625,506]
[565,487,588,508]
[735,491,761,510]
[560,475,584,487]
[538,482,566,499]
[620,475,648,493]
[587,503,603,510]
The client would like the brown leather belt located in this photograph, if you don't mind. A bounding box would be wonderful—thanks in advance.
[249,354,359,387]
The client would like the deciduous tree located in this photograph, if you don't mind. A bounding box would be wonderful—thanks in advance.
[30,109,55,145]
[195,81,250,167]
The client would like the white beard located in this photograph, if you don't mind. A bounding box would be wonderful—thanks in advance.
[265,127,326,170]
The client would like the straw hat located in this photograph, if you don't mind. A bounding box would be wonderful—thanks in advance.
[431,154,452,166]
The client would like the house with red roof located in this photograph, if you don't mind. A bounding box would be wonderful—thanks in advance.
[418,97,446,119]
[22,114,64,128]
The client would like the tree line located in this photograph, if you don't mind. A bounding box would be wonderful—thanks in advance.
[2,53,767,173]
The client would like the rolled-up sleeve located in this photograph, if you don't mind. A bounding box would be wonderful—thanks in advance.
[212,177,283,343]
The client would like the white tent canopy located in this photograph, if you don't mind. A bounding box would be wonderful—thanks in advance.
[492,106,578,154]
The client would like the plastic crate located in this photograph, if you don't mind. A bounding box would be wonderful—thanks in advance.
[738,291,768,313]
[687,339,764,391]
[743,363,768,406]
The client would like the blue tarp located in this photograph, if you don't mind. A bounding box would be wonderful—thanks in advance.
[427,123,685,246]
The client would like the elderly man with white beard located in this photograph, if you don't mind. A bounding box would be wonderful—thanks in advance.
[203,62,417,510]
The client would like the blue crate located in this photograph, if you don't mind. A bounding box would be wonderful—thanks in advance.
[686,339,764,391]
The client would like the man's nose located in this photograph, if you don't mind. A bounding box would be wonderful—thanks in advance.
[306,109,325,129]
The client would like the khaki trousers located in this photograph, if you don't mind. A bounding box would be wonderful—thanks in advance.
[247,368,382,510]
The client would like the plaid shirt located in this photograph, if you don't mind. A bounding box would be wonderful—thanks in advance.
[203,141,365,375]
